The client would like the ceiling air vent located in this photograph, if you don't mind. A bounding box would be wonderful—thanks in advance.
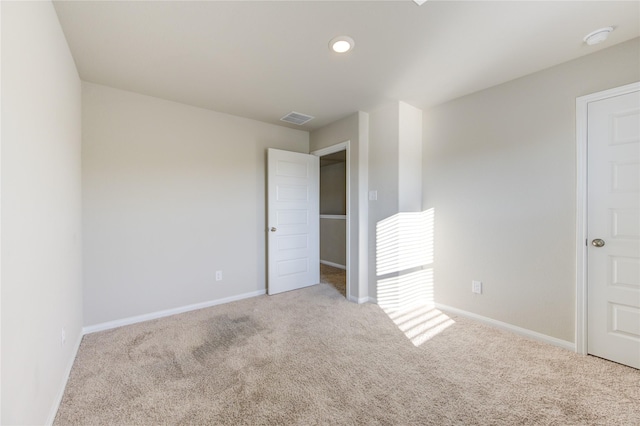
[280,111,314,126]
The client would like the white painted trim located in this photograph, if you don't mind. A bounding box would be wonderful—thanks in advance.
[320,214,346,220]
[350,295,375,304]
[435,303,575,351]
[46,330,83,426]
[311,141,352,303]
[311,141,348,157]
[320,260,346,270]
[575,82,640,355]
[83,290,266,334]
[576,95,588,355]
[358,112,370,304]
[0,5,3,420]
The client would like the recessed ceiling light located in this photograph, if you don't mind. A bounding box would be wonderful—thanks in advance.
[583,27,614,46]
[329,36,354,53]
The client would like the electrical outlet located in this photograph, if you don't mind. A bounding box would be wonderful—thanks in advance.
[61,327,66,346]
[216,271,223,281]
[472,280,482,294]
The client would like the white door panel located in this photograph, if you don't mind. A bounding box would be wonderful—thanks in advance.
[267,149,319,295]
[587,90,640,369]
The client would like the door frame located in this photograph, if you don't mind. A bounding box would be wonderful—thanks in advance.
[311,141,351,301]
[575,81,640,355]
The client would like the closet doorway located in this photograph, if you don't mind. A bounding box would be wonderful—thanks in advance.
[313,143,349,299]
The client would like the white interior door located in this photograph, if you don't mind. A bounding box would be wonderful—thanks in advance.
[267,148,319,295]
[587,90,640,369]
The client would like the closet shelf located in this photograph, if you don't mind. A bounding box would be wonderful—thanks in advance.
[320,214,346,220]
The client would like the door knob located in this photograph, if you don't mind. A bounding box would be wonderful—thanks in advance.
[270,227,277,232]
[592,239,605,247]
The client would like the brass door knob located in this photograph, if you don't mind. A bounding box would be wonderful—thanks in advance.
[270,227,277,232]
[592,239,605,247]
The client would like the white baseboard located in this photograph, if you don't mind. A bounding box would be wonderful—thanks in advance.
[320,260,346,270]
[435,303,575,351]
[83,289,266,335]
[349,295,375,304]
[46,330,83,426]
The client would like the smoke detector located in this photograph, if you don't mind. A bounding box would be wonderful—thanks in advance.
[280,111,314,126]
[584,27,614,46]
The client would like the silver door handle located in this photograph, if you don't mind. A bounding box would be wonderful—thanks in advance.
[270,227,277,232]
[592,239,605,247]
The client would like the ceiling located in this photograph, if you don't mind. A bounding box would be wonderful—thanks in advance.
[53,1,639,131]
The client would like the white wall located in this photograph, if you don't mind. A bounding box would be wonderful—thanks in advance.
[368,101,424,301]
[1,1,83,424]
[82,82,308,326]
[368,103,400,300]
[310,112,369,301]
[423,37,640,342]
[320,161,347,267]
[320,219,347,267]
[398,102,423,212]
[320,161,346,215]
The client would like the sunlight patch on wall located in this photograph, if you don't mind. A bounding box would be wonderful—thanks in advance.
[376,208,451,346]
[376,209,434,276]
[377,268,433,311]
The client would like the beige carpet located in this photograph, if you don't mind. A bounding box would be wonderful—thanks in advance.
[55,283,640,425]
[320,264,346,298]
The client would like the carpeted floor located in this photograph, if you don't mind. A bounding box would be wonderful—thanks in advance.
[320,264,346,298]
[55,283,640,425]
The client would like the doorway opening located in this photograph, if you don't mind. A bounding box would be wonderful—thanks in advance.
[312,142,350,299]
